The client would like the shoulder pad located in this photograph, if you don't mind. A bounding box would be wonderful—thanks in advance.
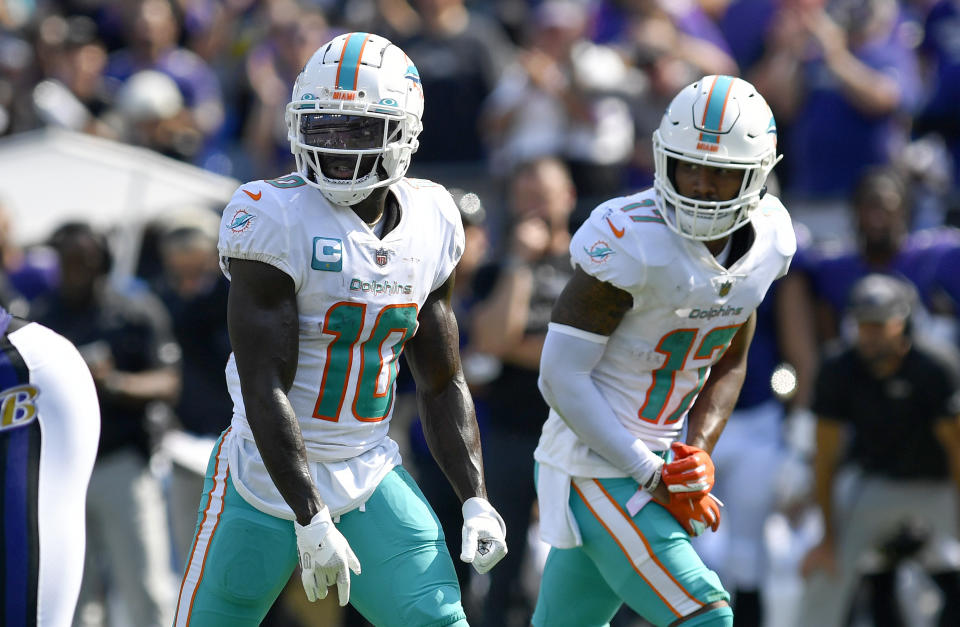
[754,195,797,258]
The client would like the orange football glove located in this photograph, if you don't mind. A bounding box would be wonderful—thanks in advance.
[661,442,715,499]
[654,491,722,537]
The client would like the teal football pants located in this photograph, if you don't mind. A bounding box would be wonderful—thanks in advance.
[533,475,731,627]
[174,429,467,627]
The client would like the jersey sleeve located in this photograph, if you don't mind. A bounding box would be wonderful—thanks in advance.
[218,185,306,290]
[430,187,465,293]
[569,208,646,293]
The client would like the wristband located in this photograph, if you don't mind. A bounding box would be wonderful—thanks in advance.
[642,463,662,493]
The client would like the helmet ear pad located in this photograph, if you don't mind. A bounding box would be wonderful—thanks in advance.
[379,119,415,181]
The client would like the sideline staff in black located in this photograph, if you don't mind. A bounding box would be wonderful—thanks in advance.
[800,273,960,626]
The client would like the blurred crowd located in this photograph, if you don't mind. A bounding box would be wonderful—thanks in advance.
[2,0,960,626]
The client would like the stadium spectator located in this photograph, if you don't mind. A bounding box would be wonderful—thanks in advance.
[241,0,329,179]
[32,221,180,627]
[914,0,960,189]
[590,0,737,195]
[149,215,232,570]
[30,14,114,137]
[0,199,51,316]
[807,166,960,344]
[105,0,226,167]
[111,68,191,158]
[470,156,578,627]
[391,0,515,190]
[481,1,639,209]
[589,0,738,78]
[800,273,960,626]
[751,0,922,244]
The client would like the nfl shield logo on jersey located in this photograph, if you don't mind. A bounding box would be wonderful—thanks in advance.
[374,247,390,267]
[718,280,732,297]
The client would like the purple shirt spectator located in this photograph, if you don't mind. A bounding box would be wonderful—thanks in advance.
[787,19,921,198]
[916,0,960,184]
[810,227,960,317]
[9,248,59,302]
[718,0,777,71]
[106,48,223,129]
[590,0,733,55]
[933,238,960,315]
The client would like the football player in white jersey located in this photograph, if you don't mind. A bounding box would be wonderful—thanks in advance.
[532,75,796,626]
[174,32,507,627]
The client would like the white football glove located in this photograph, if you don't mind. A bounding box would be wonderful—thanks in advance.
[294,508,361,606]
[460,497,508,574]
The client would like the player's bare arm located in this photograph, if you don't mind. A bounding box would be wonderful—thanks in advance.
[407,271,507,574]
[405,270,486,502]
[685,310,757,454]
[227,257,324,526]
[551,267,633,334]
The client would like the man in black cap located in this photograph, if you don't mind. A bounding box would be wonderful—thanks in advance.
[800,273,960,626]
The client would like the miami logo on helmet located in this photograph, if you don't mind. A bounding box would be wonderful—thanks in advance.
[405,62,423,98]
[404,64,421,84]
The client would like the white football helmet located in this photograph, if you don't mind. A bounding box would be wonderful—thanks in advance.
[653,75,781,241]
[286,32,424,206]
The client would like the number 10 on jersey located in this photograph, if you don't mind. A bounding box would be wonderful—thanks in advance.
[312,301,419,422]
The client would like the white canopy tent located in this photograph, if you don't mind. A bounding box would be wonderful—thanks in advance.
[0,128,238,278]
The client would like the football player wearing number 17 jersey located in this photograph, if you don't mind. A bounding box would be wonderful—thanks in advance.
[533,75,796,626]
[174,32,507,627]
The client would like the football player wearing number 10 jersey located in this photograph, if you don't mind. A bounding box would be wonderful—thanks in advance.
[533,76,796,626]
[174,33,507,627]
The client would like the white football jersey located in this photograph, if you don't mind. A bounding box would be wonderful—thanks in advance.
[217,173,463,516]
[535,188,795,480]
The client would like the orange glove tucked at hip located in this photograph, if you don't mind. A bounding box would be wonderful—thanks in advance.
[661,442,716,499]
[654,491,722,537]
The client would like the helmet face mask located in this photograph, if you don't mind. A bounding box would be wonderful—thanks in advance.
[653,75,780,241]
[299,113,399,181]
[286,33,423,207]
